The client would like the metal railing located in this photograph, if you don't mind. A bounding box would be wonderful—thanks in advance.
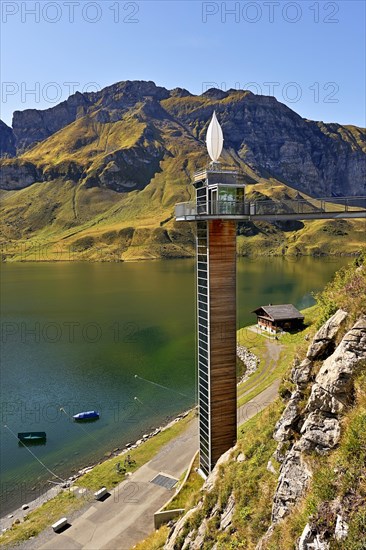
[175,197,366,220]
[193,165,241,180]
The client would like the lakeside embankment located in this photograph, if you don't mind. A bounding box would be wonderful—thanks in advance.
[0,408,194,534]
[0,343,258,534]
[1,341,262,533]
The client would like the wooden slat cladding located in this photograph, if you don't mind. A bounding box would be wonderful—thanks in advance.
[208,220,237,467]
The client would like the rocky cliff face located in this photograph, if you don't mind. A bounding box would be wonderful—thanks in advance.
[0,160,41,190]
[164,309,366,550]
[262,313,366,549]
[0,120,16,157]
[11,80,170,153]
[1,80,366,197]
[165,91,366,197]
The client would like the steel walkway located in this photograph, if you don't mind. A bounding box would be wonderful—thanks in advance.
[175,196,366,222]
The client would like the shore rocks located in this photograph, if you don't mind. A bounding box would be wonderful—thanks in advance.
[237,345,260,383]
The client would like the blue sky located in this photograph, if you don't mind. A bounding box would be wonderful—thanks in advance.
[1,0,365,126]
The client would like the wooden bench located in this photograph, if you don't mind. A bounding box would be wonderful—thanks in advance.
[94,487,107,500]
[52,517,68,532]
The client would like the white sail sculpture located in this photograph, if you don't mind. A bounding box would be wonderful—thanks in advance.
[206,111,224,163]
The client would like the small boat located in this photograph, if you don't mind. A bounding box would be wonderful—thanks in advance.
[73,410,100,421]
[18,432,46,444]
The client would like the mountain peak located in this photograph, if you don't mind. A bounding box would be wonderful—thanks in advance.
[201,88,229,99]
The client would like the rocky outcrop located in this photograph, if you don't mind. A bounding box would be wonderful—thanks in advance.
[277,309,349,447]
[305,316,366,415]
[0,160,41,190]
[306,309,348,360]
[291,358,313,389]
[259,314,366,547]
[273,390,303,442]
[298,412,341,454]
[271,447,312,522]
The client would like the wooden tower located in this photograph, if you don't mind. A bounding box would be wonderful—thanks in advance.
[177,113,246,476]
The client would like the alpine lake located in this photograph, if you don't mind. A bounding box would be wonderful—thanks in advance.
[0,256,351,515]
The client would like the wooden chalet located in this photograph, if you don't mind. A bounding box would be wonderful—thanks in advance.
[252,304,304,334]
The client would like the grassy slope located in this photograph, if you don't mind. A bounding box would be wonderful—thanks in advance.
[1,177,364,261]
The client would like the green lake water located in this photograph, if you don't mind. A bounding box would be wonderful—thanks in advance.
[0,256,351,515]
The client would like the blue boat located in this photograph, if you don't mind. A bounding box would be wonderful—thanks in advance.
[73,410,100,421]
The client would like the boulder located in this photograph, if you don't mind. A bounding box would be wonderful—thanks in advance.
[298,412,341,454]
[273,390,303,442]
[306,309,348,360]
[306,316,366,415]
[271,447,312,522]
[291,358,313,388]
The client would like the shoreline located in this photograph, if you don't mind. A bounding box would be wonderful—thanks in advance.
[0,408,194,534]
[1,250,361,264]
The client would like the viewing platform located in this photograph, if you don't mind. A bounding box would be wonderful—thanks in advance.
[175,196,366,222]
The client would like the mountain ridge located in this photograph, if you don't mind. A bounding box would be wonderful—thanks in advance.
[0,80,365,261]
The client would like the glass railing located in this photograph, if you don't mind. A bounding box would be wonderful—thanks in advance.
[175,197,366,219]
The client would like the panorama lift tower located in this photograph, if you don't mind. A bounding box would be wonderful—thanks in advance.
[175,112,366,478]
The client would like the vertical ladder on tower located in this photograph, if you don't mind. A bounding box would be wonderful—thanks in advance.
[196,221,210,476]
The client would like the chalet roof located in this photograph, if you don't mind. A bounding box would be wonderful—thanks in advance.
[252,304,304,321]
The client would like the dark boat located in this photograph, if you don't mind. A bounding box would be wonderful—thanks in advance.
[73,410,100,421]
[18,432,47,444]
